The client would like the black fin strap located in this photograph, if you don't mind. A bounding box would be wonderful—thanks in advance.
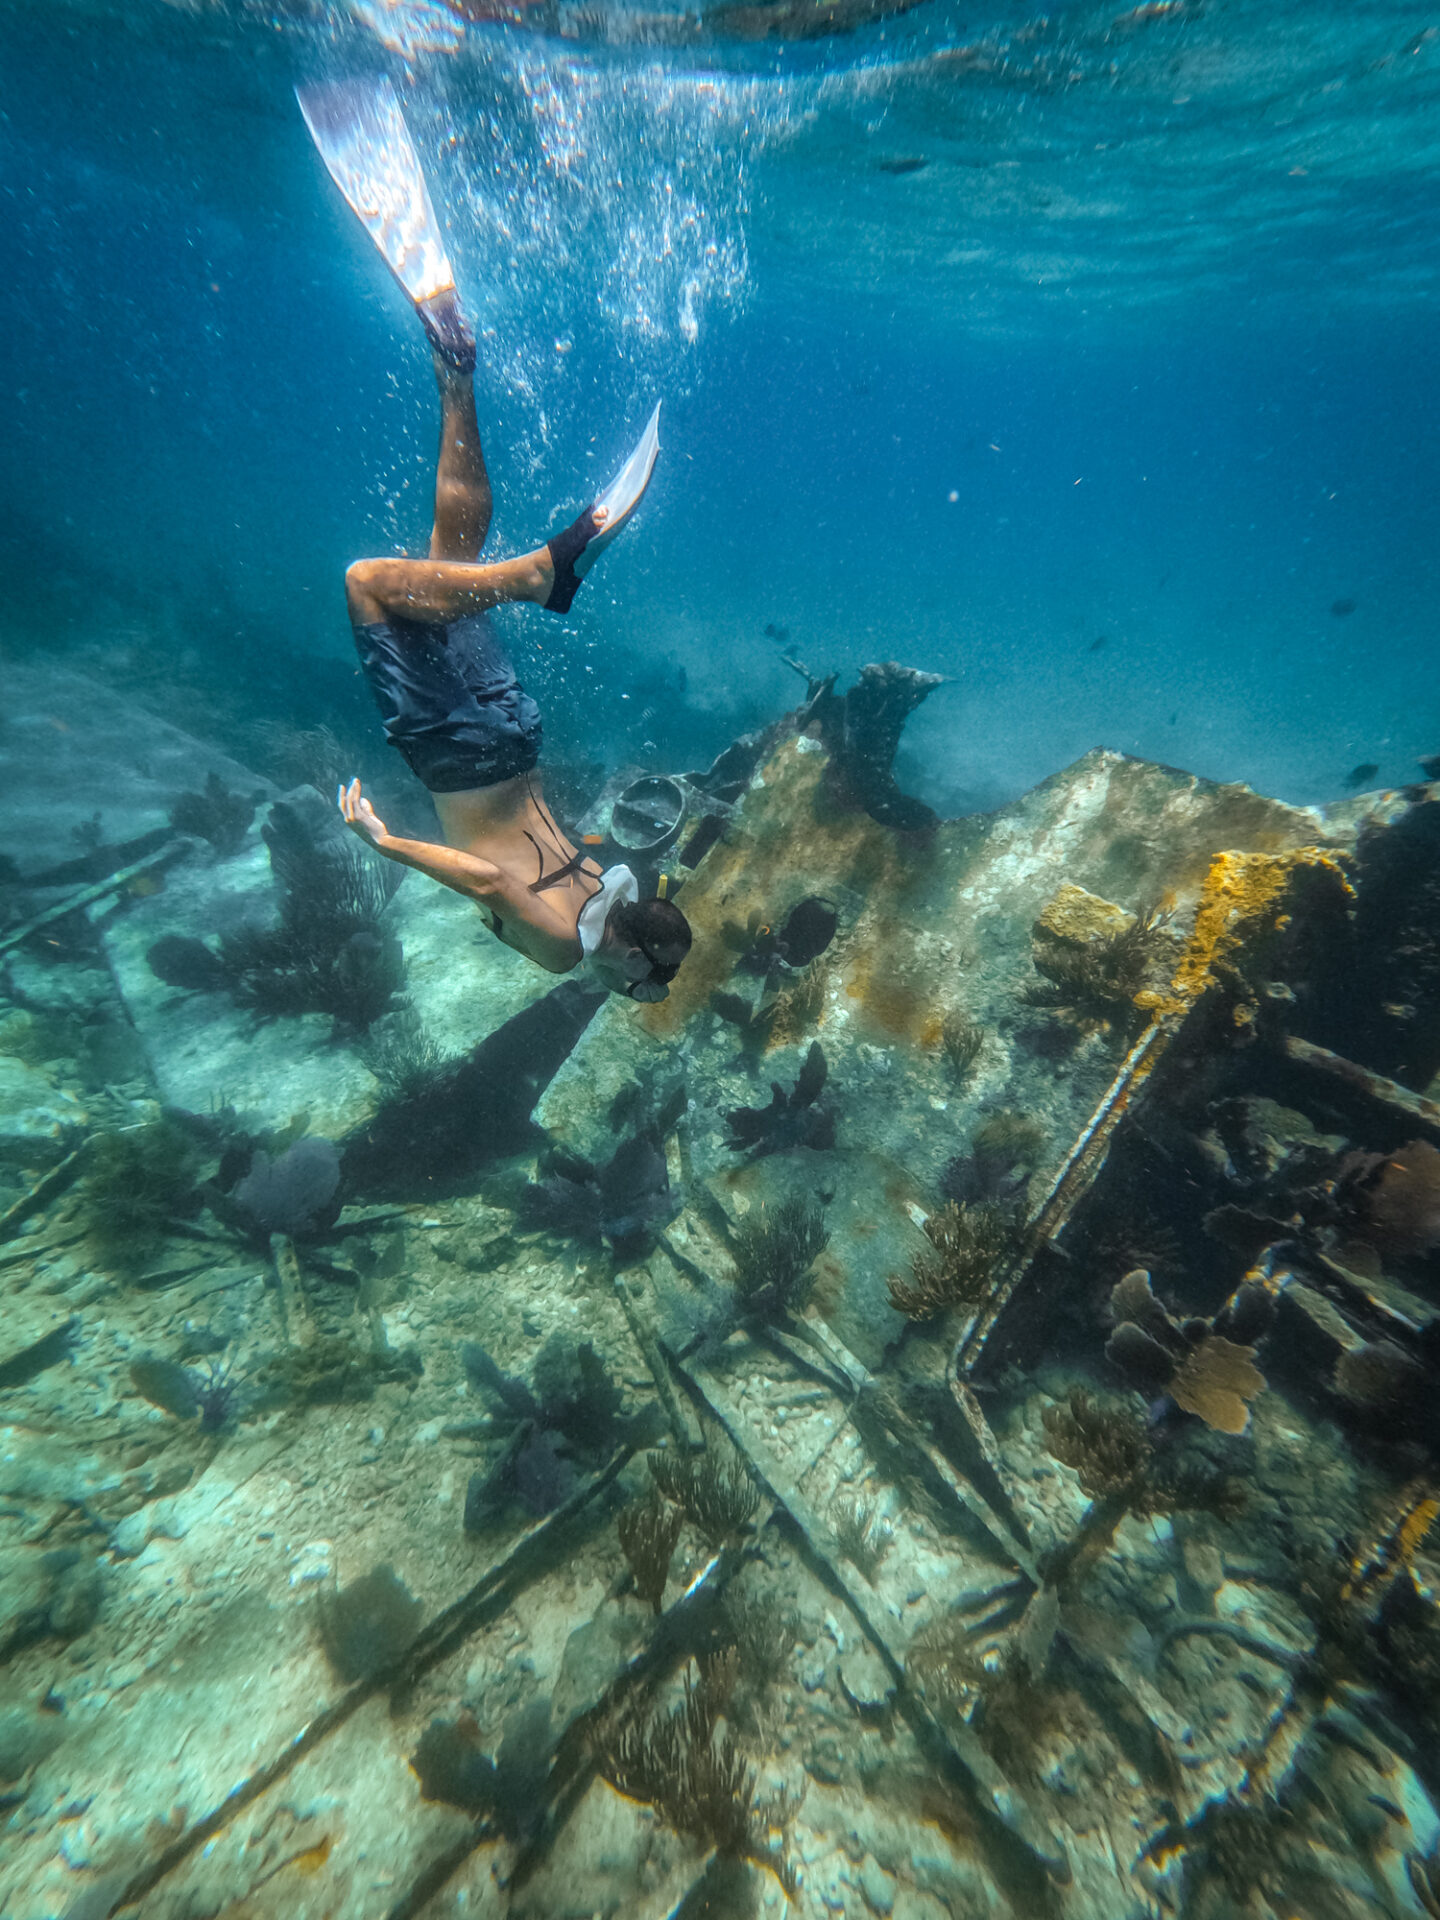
[544,505,600,614]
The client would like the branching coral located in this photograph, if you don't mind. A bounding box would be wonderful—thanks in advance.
[205,792,406,1032]
[721,1585,799,1693]
[1042,1389,1151,1501]
[361,1013,451,1102]
[167,772,261,854]
[939,1009,985,1080]
[618,1489,684,1614]
[1042,1388,1245,1522]
[86,1120,203,1259]
[648,1444,759,1547]
[600,1657,796,1892]
[729,1194,829,1319]
[1024,905,1172,1035]
[887,1201,1015,1320]
[831,1493,893,1579]
[906,1614,1058,1778]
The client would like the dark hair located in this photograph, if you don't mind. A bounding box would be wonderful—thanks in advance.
[609,896,692,982]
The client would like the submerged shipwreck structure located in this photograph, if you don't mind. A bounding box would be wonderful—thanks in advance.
[2,658,1440,1919]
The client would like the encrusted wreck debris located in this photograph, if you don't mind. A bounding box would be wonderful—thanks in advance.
[3,669,1440,1919]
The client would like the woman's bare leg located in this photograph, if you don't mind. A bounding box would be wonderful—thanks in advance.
[346,548,556,625]
[429,355,492,562]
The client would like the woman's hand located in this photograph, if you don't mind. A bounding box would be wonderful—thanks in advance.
[337,777,389,850]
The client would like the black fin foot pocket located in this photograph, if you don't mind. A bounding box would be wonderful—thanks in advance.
[417,286,476,375]
[544,506,601,614]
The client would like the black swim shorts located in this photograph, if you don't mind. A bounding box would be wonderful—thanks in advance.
[352,612,542,794]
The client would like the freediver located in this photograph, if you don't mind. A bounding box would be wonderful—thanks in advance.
[299,77,691,1004]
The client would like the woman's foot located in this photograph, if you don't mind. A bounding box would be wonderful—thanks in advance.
[541,402,661,614]
[417,285,475,375]
[543,504,610,613]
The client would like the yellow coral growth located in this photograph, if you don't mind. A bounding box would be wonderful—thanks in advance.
[1138,847,1352,1022]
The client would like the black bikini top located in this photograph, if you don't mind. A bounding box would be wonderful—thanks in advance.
[525,837,600,896]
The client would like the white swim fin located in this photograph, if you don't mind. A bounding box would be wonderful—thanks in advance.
[576,401,663,578]
[297,76,453,303]
[544,403,663,613]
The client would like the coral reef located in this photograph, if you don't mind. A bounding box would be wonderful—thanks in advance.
[1024,904,1172,1036]
[360,1012,450,1103]
[725,1041,835,1157]
[155,788,408,1033]
[1042,1388,1245,1521]
[887,1201,1015,1320]
[410,1697,552,1836]
[938,1008,985,1081]
[461,1337,642,1530]
[727,1193,829,1319]
[600,1655,796,1892]
[85,1119,202,1259]
[648,1444,759,1547]
[519,1128,676,1260]
[167,772,262,855]
[317,1563,423,1683]
[1104,1270,1268,1435]
[617,1488,684,1613]
[830,1493,893,1580]
[231,1137,342,1240]
[942,1109,1045,1206]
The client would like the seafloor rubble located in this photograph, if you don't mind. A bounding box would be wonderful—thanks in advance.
[2,658,1440,1920]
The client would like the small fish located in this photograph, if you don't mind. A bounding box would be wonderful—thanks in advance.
[1330,597,1358,617]
[1088,634,1108,653]
[1168,712,1178,724]
[763,622,790,643]
[1344,762,1380,788]
[1419,753,1440,781]
[877,155,928,176]
[127,872,164,898]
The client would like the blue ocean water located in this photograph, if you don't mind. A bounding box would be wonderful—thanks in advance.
[3,2,1437,815]
[7,12,1440,1919]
